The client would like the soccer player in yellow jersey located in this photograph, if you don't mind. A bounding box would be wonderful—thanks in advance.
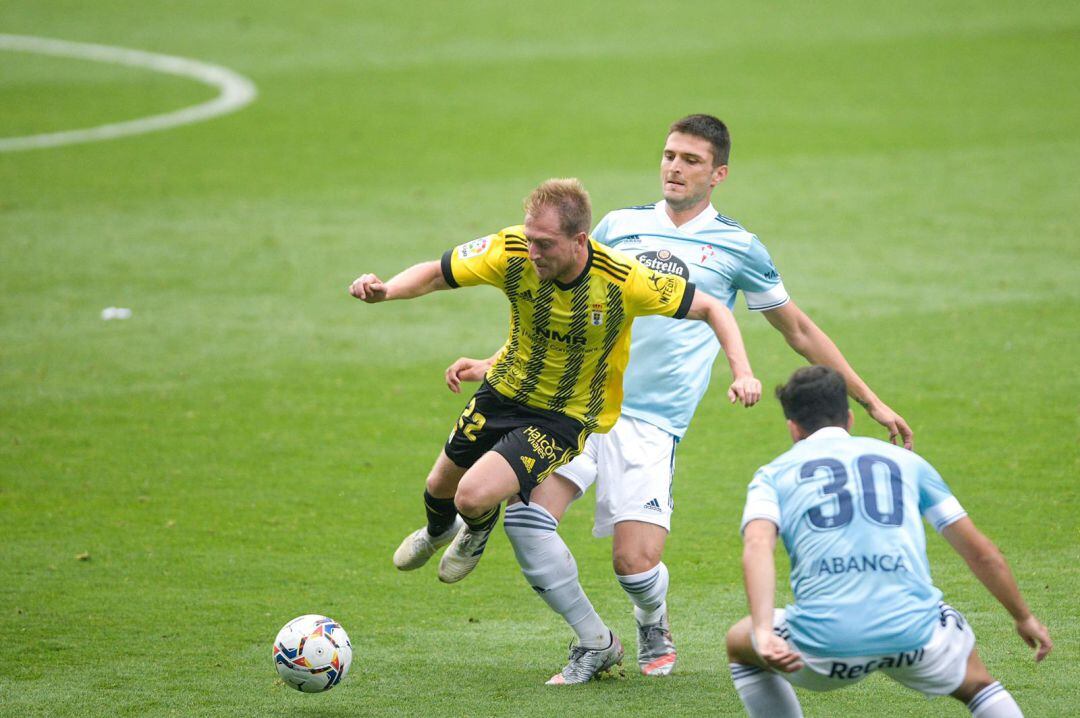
[349,180,760,624]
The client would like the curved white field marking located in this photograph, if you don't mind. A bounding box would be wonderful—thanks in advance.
[0,34,257,152]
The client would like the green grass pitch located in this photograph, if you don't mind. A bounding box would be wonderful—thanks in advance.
[1,2,1077,715]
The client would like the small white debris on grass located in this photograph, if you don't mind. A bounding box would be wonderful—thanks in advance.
[101,307,132,320]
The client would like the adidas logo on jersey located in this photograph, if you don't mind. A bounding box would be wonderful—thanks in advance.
[643,498,663,513]
[520,456,536,473]
[518,289,535,302]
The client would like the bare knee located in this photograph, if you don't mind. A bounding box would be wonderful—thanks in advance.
[950,648,996,703]
[612,521,667,575]
[426,453,464,498]
[454,483,494,518]
[726,616,757,664]
[951,669,996,703]
[426,472,456,497]
[725,624,741,662]
[528,474,579,523]
[612,546,662,576]
[953,677,996,704]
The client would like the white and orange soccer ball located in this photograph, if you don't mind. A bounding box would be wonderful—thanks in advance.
[273,614,352,693]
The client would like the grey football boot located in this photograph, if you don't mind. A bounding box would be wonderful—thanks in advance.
[392,517,463,570]
[637,613,676,676]
[546,633,624,685]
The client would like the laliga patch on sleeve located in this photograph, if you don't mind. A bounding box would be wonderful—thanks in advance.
[457,235,492,259]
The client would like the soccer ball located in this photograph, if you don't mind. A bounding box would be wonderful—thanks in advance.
[273,614,352,693]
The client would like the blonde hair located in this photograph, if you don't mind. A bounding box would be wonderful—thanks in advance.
[524,178,592,237]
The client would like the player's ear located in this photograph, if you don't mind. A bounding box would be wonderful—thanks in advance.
[786,419,803,443]
[711,164,728,188]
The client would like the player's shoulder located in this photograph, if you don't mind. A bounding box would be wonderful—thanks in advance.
[493,225,529,254]
[849,434,917,458]
[615,201,659,213]
[706,212,759,252]
[713,211,750,234]
[755,442,808,481]
[760,431,859,474]
[454,227,527,263]
[848,435,936,472]
[590,240,636,283]
[597,203,661,231]
[759,433,932,482]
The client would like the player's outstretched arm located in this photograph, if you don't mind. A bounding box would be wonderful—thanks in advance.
[445,352,499,393]
[348,260,449,303]
[685,292,761,407]
[942,517,1053,662]
[742,520,803,672]
[763,301,914,448]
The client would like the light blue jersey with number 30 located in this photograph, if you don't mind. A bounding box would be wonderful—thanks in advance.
[741,427,968,657]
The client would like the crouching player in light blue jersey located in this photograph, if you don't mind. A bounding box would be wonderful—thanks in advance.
[727,366,1052,717]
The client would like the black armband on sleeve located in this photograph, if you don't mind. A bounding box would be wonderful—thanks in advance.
[440,249,459,288]
[673,282,696,319]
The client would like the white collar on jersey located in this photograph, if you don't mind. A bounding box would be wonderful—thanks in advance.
[803,426,851,442]
[654,200,718,234]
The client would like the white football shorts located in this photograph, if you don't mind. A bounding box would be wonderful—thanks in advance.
[757,603,975,697]
[556,414,677,537]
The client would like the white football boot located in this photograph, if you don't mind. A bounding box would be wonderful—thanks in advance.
[392,517,463,571]
[437,524,493,583]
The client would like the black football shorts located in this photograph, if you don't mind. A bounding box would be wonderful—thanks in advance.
[444,381,588,503]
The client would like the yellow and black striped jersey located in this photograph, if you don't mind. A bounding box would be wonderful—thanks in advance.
[440,225,696,433]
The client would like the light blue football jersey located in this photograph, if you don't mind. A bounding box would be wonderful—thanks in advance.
[593,201,788,438]
[741,427,968,657]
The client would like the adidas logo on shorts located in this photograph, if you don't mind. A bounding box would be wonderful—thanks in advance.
[643,498,663,513]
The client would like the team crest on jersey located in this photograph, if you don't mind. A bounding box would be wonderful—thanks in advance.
[457,236,492,259]
[590,303,605,326]
[700,244,716,263]
[591,300,609,326]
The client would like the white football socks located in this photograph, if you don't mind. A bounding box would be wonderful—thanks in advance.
[616,562,669,626]
[729,663,804,718]
[968,682,1023,717]
[503,503,610,649]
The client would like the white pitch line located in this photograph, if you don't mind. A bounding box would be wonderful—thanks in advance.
[0,34,257,152]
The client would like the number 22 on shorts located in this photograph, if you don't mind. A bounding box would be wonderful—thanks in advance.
[456,398,487,442]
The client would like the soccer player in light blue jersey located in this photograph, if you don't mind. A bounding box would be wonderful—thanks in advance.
[446,115,913,684]
[726,366,1052,717]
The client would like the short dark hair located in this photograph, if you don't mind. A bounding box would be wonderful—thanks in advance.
[775,366,849,434]
[668,114,731,167]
